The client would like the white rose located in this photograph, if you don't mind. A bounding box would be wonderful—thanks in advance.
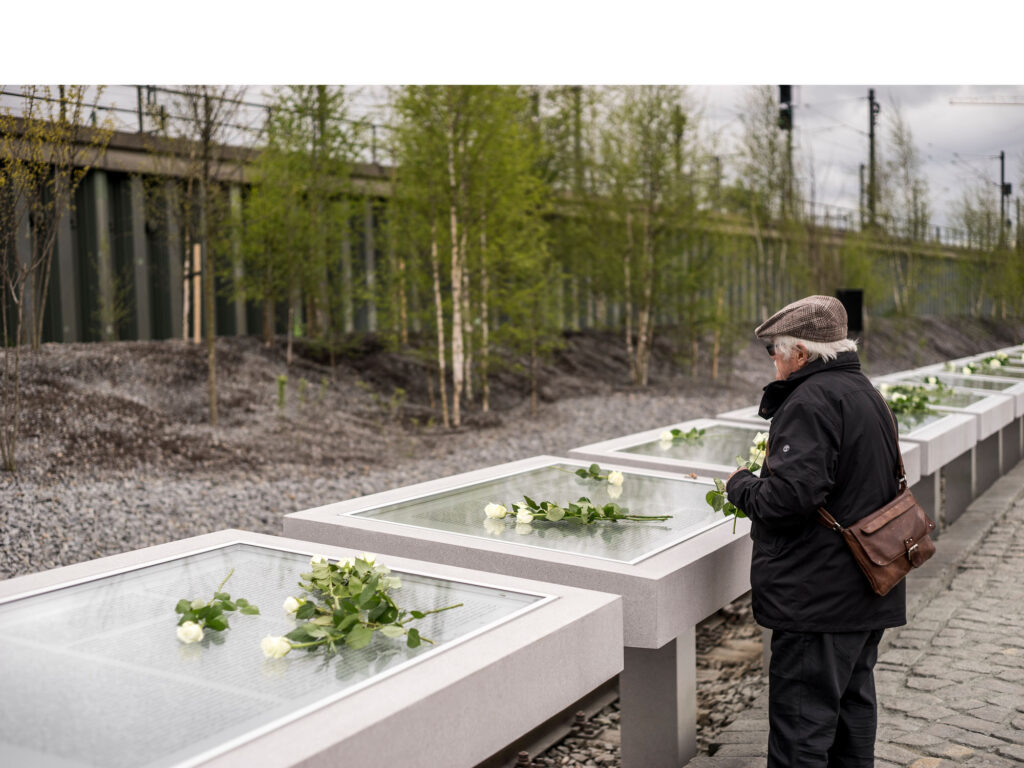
[990,359,1001,368]
[189,599,206,610]
[660,431,673,442]
[607,484,623,500]
[358,552,376,565]
[261,635,292,659]
[484,502,508,519]
[309,554,329,566]
[754,432,769,447]
[880,383,891,393]
[176,621,204,644]
[607,470,625,486]
[925,376,938,385]
[516,508,534,523]
[338,556,354,568]
[892,392,907,402]
[282,596,303,614]
[962,366,972,375]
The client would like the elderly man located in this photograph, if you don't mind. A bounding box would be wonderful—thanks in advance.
[726,295,905,767]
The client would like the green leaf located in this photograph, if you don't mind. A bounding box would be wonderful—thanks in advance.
[234,598,249,608]
[175,599,192,614]
[406,628,421,648]
[410,610,425,619]
[379,625,406,639]
[296,601,317,620]
[546,505,565,522]
[218,600,237,612]
[286,627,315,642]
[239,605,260,615]
[589,463,600,476]
[214,592,230,601]
[523,495,537,508]
[346,624,374,650]
[206,616,229,632]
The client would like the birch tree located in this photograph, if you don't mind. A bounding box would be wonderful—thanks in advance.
[598,86,700,386]
[391,86,551,426]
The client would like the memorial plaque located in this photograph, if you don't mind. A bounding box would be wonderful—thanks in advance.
[352,461,724,565]
[900,371,1024,415]
[0,534,617,768]
[568,419,766,479]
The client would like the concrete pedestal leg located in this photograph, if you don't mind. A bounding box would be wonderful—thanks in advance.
[975,432,1000,496]
[620,627,697,768]
[1003,418,1023,472]
[942,450,973,527]
[911,472,940,532]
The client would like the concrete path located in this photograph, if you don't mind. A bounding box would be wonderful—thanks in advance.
[686,458,1024,768]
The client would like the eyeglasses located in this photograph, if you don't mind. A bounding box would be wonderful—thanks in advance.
[765,342,776,357]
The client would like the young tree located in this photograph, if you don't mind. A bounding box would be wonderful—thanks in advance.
[597,85,701,386]
[0,86,112,472]
[169,86,249,427]
[240,86,361,362]
[391,86,553,426]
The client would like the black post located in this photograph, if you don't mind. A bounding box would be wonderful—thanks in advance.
[868,89,879,229]
[1000,151,1006,247]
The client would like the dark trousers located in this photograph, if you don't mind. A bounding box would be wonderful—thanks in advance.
[767,628,884,768]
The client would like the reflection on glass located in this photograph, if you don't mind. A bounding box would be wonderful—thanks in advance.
[353,464,722,563]
[900,374,1016,392]
[894,410,947,432]
[929,389,984,408]
[0,544,539,768]
[623,423,764,466]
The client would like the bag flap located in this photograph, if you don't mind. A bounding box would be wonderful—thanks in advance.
[860,492,921,534]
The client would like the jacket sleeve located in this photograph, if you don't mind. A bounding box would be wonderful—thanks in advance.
[725,395,841,530]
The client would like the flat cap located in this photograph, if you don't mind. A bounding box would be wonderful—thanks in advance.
[755,295,848,342]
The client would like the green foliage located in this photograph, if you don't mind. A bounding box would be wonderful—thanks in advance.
[173,569,260,639]
[879,382,937,415]
[271,555,461,657]
[662,427,706,444]
[276,374,287,410]
[704,432,767,533]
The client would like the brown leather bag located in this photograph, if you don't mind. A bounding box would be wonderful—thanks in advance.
[817,397,936,597]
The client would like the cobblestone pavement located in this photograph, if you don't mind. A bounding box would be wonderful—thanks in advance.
[686,458,1024,768]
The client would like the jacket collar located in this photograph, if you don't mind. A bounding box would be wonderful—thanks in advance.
[758,350,861,419]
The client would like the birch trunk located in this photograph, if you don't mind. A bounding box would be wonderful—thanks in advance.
[430,221,450,428]
[624,209,636,384]
[480,224,490,413]
[634,205,656,387]
[447,119,464,429]
[461,228,473,405]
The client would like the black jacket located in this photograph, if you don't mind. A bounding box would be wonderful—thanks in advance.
[726,351,907,632]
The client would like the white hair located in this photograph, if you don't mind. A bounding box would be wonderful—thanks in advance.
[772,335,858,363]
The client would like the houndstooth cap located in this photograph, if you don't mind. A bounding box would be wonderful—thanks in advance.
[755,295,848,342]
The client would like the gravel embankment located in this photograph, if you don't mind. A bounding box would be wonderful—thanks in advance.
[0,385,762,579]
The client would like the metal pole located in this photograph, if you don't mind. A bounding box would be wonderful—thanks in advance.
[868,89,879,229]
[137,86,144,133]
[1000,150,1006,247]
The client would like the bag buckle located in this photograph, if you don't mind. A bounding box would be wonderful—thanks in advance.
[905,539,918,560]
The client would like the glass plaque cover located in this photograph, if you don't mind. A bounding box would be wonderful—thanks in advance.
[351,464,725,564]
[903,373,1017,393]
[894,409,948,433]
[0,544,542,768]
[622,423,763,466]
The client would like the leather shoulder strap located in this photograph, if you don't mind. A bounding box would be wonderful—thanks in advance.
[870,387,908,491]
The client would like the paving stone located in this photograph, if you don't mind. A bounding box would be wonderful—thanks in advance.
[996,743,1024,760]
